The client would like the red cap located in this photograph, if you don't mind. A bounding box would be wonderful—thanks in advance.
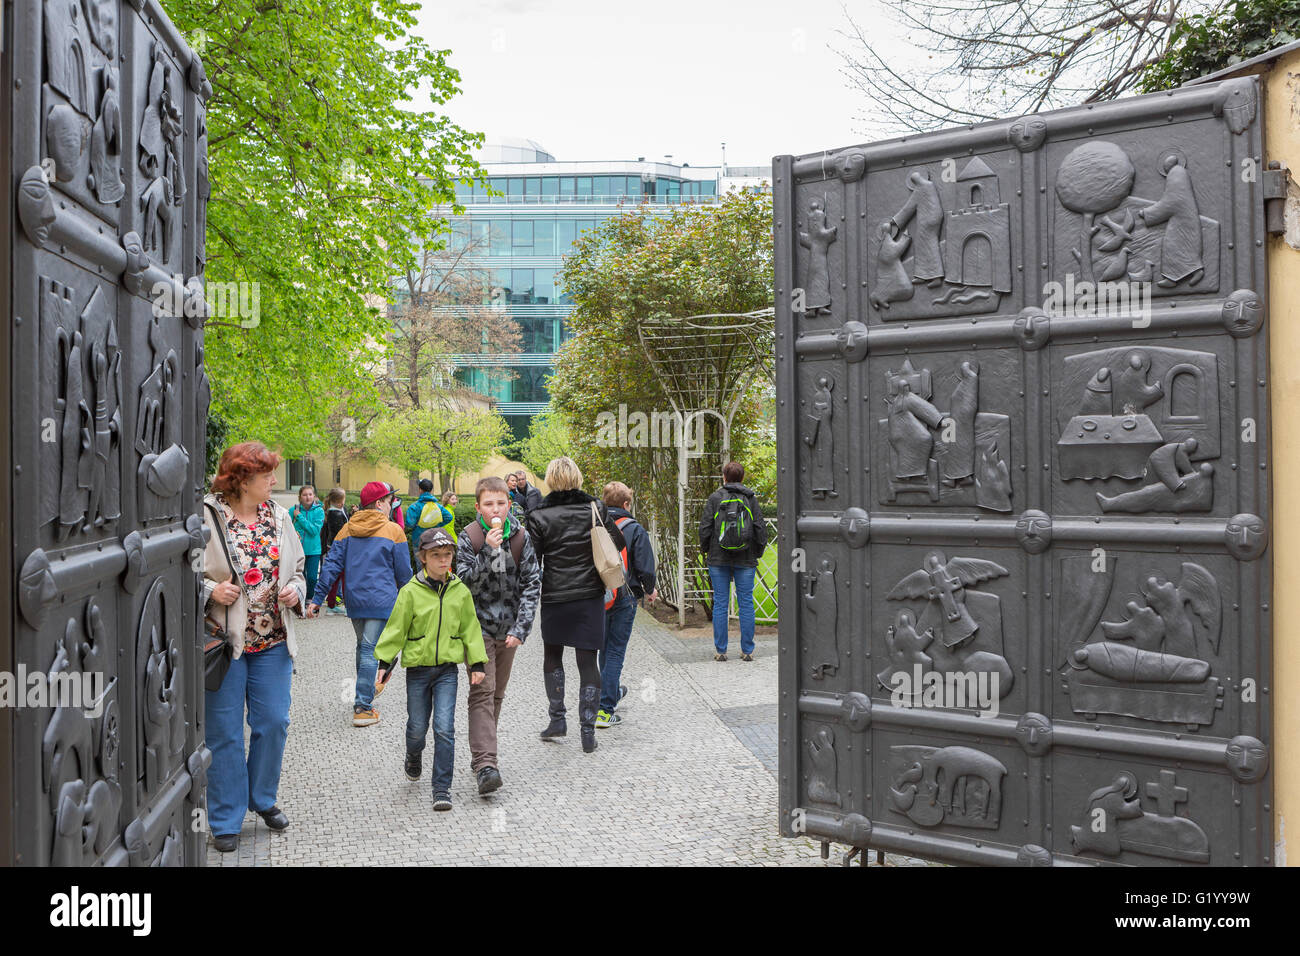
[359,481,396,508]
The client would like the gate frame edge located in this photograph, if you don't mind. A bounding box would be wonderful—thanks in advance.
[1,0,15,869]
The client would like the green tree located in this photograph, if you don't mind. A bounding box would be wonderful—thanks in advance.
[163,0,485,455]
[550,190,774,531]
[513,412,572,479]
[368,405,510,494]
[1139,0,1300,90]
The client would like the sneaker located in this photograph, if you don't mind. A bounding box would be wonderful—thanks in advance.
[405,751,421,781]
[595,710,622,728]
[433,792,452,811]
[353,705,379,727]
[713,652,727,662]
[741,652,754,662]
[618,684,628,702]
[477,766,503,795]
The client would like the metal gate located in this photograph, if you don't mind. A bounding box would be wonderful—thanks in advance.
[4,0,211,865]
[775,77,1273,865]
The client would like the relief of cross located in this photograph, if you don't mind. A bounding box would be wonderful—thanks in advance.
[1145,769,1189,817]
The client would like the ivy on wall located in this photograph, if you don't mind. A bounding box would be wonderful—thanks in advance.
[1140,0,1300,91]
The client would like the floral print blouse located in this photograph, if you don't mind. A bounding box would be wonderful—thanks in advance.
[213,494,286,653]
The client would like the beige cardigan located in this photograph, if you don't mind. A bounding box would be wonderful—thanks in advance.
[202,493,308,660]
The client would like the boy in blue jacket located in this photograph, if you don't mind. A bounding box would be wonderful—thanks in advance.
[308,481,412,726]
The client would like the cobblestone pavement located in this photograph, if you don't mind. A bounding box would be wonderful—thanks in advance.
[207,609,932,866]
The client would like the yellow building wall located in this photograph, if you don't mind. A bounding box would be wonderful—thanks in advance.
[327,454,547,499]
[1265,50,1300,866]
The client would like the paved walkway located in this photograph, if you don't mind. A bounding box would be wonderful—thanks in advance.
[206,609,925,866]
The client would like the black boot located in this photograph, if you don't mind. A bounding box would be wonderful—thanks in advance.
[540,666,566,739]
[579,684,599,753]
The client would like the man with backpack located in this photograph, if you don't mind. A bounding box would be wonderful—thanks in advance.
[596,482,657,728]
[699,461,767,662]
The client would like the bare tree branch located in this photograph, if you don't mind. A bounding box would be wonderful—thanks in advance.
[834,0,1219,137]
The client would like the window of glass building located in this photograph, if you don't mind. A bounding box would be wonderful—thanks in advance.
[447,219,470,251]
[456,367,512,403]
[556,219,576,252]
[559,177,575,199]
[511,269,534,304]
[534,220,555,256]
[471,219,490,252]
[512,220,533,254]
[489,220,510,256]
[542,177,559,198]
[492,268,511,303]
[525,177,540,201]
[507,178,524,201]
[534,272,555,304]
[576,177,592,198]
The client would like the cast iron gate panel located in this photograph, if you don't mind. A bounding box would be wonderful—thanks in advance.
[774,77,1272,866]
[8,0,211,865]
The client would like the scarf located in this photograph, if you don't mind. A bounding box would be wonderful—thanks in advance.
[477,512,512,540]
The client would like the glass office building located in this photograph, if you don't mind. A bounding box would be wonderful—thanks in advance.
[406,137,770,441]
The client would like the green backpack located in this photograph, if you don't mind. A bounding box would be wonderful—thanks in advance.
[714,494,754,550]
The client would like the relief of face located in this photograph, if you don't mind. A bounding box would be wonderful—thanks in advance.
[1015,510,1052,554]
[835,150,866,182]
[1225,735,1268,783]
[19,167,56,246]
[1016,844,1052,866]
[1016,713,1053,757]
[1009,118,1048,152]
[1225,513,1267,561]
[839,508,870,548]
[1223,290,1264,336]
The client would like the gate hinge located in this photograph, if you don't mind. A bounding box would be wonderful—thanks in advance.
[1263,162,1294,237]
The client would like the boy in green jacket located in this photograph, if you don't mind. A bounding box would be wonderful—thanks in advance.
[375,528,487,810]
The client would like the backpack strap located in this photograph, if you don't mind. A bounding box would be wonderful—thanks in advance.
[464,519,486,552]
[465,518,525,568]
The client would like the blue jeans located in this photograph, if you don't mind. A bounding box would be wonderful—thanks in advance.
[405,664,459,793]
[205,642,293,836]
[303,554,320,607]
[600,592,637,713]
[708,564,756,655]
[352,617,385,709]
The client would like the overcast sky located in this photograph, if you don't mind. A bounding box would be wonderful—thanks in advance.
[414,0,903,168]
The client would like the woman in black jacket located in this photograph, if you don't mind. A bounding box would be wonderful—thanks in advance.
[525,457,627,752]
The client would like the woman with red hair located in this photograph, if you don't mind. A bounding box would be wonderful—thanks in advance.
[201,441,307,853]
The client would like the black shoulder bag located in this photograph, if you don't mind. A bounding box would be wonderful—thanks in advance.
[202,502,244,692]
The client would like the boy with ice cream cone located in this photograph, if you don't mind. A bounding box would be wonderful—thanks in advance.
[456,476,541,795]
